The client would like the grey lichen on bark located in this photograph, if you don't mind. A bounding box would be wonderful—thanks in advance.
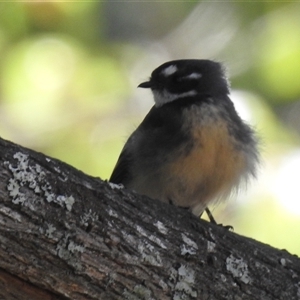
[0,136,299,300]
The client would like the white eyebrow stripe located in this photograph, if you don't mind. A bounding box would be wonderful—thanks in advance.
[185,72,202,79]
[162,65,178,76]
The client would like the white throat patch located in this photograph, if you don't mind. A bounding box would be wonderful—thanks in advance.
[153,89,197,107]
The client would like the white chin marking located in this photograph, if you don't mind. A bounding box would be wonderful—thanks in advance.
[162,65,178,76]
[153,89,197,107]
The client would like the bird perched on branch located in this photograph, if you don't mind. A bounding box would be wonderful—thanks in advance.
[110,59,259,222]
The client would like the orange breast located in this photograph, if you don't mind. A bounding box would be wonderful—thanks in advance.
[165,118,247,214]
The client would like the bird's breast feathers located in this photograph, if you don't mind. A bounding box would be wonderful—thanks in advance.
[128,102,255,216]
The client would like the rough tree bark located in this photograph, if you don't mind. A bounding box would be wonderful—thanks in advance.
[0,136,299,300]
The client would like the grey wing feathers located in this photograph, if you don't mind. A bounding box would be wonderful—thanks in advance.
[109,147,132,184]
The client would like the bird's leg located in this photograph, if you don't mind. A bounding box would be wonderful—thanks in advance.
[204,207,233,230]
[174,201,233,230]
[205,207,217,224]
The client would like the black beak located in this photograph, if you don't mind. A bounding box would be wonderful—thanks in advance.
[138,81,152,88]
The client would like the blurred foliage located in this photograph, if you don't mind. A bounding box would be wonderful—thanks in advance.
[0,2,300,255]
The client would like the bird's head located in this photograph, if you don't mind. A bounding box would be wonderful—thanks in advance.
[138,59,230,107]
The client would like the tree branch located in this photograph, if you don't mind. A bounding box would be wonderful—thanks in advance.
[0,137,299,300]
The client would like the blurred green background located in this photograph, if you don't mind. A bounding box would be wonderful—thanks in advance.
[1,2,300,255]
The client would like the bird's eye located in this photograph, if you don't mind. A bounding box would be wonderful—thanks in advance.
[173,76,183,83]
